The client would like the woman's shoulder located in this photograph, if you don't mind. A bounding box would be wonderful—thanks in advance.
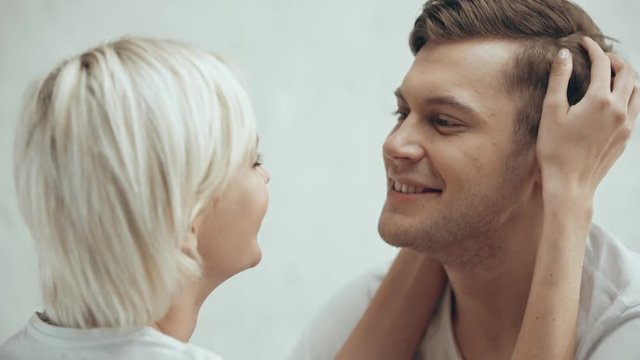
[0,313,223,360]
[130,327,222,360]
[137,327,224,360]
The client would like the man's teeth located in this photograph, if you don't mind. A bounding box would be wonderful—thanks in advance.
[393,181,432,194]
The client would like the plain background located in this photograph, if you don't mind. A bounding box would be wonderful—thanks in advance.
[0,0,639,359]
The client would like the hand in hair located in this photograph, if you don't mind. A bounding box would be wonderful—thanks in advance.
[536,37,639,199]
[513,36,640,360]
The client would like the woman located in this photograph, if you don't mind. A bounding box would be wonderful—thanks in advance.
[1,37,268,359]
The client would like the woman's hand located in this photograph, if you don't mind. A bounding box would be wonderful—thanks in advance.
[537,37,639,202]
[513,38,639,360]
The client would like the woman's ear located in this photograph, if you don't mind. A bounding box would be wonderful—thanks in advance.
[180,225,200,258]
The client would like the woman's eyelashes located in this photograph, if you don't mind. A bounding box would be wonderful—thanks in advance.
[253,153,264,168]
[392,109,408,121]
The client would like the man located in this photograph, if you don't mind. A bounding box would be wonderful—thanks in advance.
[291,0,640,359]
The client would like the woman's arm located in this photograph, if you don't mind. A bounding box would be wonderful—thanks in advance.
[336,249,446,360]
[512,38,639,360]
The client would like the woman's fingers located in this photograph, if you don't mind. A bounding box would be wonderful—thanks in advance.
[608,53,636,105]
[542,48,573,116]
[582,37,612,96]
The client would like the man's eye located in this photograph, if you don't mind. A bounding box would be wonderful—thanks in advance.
[253,153,264,168]
[432,117,460,128]
[392,110,408,121]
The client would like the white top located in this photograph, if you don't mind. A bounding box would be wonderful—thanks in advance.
[289,224,640,359]
[0,313,223,360]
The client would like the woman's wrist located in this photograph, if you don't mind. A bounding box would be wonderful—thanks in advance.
[542,178,594,218]
[541,185,594,249]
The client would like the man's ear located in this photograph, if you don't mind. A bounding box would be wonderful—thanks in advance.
[533,163,542,187]
[532,147,542,181]
[523,144,542,188]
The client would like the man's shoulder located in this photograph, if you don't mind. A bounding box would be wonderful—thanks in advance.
[576,224,640,358]
[288,263,389,360]
[289,225,640,360]
[581,224,640,309]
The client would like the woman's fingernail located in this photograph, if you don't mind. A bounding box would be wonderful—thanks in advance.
[559,48,571,60]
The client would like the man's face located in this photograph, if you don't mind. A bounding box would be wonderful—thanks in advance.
[378,39,537,259]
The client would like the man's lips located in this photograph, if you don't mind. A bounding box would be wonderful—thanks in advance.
[388,177,443,194]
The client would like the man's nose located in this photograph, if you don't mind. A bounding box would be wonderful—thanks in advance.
[383,118,425,163]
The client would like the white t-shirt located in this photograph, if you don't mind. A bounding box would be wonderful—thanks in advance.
[0,313,223,360]
[290,224,640,359]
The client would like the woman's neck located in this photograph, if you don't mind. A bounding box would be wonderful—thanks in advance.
[153,279,218,342]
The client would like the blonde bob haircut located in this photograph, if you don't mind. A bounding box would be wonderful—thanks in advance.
[14,37,257,328]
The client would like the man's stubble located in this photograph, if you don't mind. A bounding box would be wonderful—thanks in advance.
[378,146,534,270]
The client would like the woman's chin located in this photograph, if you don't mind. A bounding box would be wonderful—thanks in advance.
[229,241,263,275]
[245,242,263,269]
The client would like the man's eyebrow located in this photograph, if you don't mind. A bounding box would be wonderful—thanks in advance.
[394,88,481,119]
[423,95,480,118]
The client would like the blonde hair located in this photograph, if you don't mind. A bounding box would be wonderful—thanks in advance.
[14,37,257,328]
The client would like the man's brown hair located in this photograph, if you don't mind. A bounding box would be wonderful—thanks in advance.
[410,0,612,143]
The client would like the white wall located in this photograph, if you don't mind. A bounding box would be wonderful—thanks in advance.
[0,1,638,359]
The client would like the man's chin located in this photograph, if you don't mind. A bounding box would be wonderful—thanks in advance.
[378,211,449,254]
[378,215,419,249]
[380,235,413,249]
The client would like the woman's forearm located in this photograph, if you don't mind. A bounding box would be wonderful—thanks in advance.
[512,189,593,360]
[336,249,446,360]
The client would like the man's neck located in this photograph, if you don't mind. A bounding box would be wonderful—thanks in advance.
[444,198,544,360]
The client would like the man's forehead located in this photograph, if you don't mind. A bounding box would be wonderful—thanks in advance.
[400,39,519,106]
[399,39,521,121]
[408,39,516,89]
[417,38,518,68]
